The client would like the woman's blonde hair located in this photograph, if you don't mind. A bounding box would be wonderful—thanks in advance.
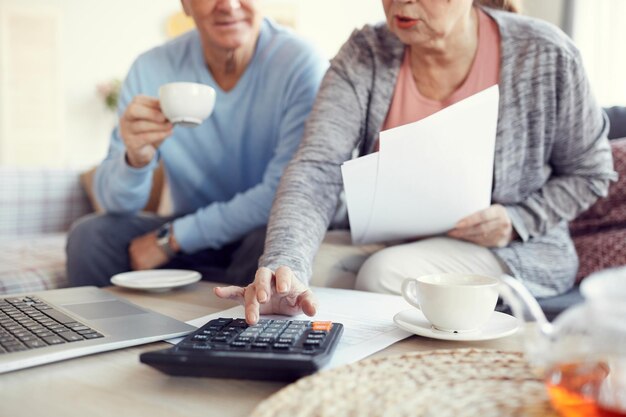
[475,0,520,13]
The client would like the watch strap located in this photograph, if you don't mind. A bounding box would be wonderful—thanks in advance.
[156,222,177,258]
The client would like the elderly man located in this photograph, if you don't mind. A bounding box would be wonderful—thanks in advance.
[67,0,327,286]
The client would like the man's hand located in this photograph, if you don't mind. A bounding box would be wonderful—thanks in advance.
[214,266,318,325]
[448,204,516,248]
[129,231,169,271]
[120,95,173,168]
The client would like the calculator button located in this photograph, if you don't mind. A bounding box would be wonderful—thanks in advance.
[277,337,295,344]
[256,337,274,344]
[235,336,254,342]
[306,334,325,340]
[229,319,248,327]
[303,340,321,347]
[272,343,291,350]
[229,341,247,348]
[191,345,213,351]
[251,342,269,349]
[281,329,302,335]
[179,342,212,351]
[311,321,333,331]
[242,327,262,332]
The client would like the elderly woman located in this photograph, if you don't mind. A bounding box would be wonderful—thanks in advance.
[217,0,615,323]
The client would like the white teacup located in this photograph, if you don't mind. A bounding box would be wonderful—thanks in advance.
[401,273,499,333]
[158,82,216,127]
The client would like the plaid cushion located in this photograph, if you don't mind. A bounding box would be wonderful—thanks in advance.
[0,234,69,295]
[0,168,92,235]
[573,227,626,283]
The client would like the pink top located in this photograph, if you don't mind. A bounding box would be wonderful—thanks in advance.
[382,9,501,131]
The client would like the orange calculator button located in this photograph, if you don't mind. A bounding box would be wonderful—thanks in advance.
[311,321,333,331]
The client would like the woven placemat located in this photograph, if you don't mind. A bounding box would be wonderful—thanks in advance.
[251,349,558,417]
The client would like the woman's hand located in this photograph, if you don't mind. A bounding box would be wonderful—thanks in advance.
[448,204,516,248]
[214,266,318,325]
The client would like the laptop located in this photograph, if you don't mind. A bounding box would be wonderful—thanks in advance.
[0,286,195,374]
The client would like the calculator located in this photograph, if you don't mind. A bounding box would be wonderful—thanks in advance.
[139,317,343,381]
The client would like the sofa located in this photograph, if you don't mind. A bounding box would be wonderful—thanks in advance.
[0,168,92,293]
[0,165,165,294]
[1,139,625,317]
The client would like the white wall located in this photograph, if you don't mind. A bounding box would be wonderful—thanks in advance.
[522,0,566,29]
[571,1,626,106]
[0,0,179,168]
[295,0,384,58]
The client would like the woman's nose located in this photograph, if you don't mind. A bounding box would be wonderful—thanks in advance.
[218,0,242,11]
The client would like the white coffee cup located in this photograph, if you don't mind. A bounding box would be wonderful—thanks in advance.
[158,82,216,127]
[401,273,499,333]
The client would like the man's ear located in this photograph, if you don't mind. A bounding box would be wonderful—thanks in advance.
[181,0,191,17]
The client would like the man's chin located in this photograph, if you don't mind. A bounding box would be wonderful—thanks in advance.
[211,32,254,50]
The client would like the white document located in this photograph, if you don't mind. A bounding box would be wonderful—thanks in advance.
[167,287,412,370]
[342,85,499,244]
[341,153,379,244]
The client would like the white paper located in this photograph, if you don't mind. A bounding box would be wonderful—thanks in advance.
[166,287,412,369]
[342,85,499,244]
[341,153,379,244]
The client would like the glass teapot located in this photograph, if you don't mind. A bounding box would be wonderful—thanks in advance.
[499,268,626,417]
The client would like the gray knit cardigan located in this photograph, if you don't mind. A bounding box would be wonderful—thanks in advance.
[260,8,616,297]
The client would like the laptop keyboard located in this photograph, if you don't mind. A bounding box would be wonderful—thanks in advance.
[0,296,104,354]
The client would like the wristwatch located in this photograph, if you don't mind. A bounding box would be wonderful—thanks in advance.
[156,222,177,259]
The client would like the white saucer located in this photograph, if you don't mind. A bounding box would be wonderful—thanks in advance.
[110,269,201,292]
[393,309,519,342]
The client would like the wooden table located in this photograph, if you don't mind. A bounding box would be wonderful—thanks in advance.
[0,282,526,417]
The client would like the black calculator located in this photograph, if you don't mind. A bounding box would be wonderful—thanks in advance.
[140,317,343,381]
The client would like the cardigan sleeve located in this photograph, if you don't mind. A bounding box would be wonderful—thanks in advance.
[259,32,371,284]
[504,49,617,241]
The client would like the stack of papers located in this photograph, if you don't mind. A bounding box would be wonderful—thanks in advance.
[341,85,500,244]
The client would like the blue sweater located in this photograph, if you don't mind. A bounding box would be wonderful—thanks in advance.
[95,19,328,253]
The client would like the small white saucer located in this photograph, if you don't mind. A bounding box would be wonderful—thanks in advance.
[110,269,201,292]
[393,309,519,342]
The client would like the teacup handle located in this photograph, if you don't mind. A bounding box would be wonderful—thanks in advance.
[401,278,422,310]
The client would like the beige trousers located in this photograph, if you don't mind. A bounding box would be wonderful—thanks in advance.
[311,231,508,295]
